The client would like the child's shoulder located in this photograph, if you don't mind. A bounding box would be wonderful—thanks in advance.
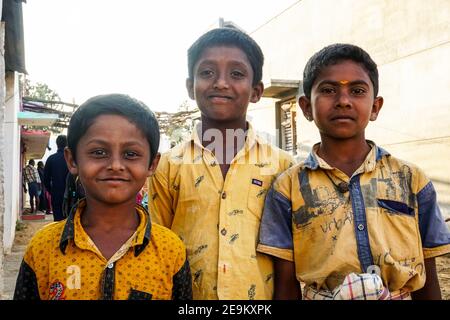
[150,222,185,251]
[26,220,66,251]
[379,151,428,178]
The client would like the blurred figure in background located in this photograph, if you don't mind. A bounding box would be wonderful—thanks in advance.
[44,135,69,221]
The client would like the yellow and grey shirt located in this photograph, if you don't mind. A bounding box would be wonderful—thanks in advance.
[258,142,450,293]
[14,200,192,300]
[149,123,293,300]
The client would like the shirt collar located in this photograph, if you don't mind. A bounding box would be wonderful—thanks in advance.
[303,140,390,172]
[59,199,152,257]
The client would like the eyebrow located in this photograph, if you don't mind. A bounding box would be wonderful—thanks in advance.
[317,80,370,87]
[197,59,249,67]
[85,139,145,147]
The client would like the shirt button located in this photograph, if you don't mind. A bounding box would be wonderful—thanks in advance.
[107,263,114,269]
[357,224,365,231]
[221,191,227,199]
[220,228,227,236]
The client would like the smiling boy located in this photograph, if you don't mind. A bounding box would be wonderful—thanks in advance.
[14,94,192,300]
[149,28,293,300]
[258,44,450,300]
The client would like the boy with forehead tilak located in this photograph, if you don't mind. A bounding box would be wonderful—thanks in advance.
[258,44,450,300]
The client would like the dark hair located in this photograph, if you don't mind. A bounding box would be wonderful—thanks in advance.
[302,43,379,99]
[28,159,35,165]
[56,135,67,150]
[37,161,44,168]
[188,27,264,86]
[67,94,160,164]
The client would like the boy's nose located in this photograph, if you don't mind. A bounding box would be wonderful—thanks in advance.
[108,156,125,171]
[213,74,229,89]
[336,91,352,108]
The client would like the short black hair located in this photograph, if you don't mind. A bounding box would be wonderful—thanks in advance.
[188,27,264,86]
[67,94,160,164]
[56,135,67,150]
[28,159,35,165]
[302,43,379,99]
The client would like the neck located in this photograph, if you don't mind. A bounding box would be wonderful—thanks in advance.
[199,117,248,163]
[81,198,139,231]
[317,136,371,177]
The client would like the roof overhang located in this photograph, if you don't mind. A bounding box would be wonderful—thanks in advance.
[20,129,51,159]
[18,111,59,126]
[263,79,301,99]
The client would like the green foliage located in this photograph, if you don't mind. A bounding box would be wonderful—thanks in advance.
[24,79,60,101]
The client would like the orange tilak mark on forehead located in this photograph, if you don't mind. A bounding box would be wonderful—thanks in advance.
[339,80,349,85]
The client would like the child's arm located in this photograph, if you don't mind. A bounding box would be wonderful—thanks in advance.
[172,259,193,300]
[274,257,301,300]
[257,179,299,299]
[148,161,174,227]
[13,259,41,300]
[411,258,442,300]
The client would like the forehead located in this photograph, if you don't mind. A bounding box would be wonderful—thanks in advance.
[195,45,251,67]
[315,60,371,85]
[83,114,146,141]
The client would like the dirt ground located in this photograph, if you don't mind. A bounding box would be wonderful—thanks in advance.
[12,220,450,300]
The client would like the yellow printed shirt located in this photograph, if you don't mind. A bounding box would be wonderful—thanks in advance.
[258,142,450,293]
[149,123,293,300]
[14,199,192,300]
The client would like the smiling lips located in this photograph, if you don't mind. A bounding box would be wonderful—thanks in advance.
[99,177,129,183]
[208,94,232,103]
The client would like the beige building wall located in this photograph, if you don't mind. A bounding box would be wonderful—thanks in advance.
[248,0,450,216]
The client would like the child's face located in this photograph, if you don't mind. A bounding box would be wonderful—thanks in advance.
[186,45,263,124]
[299,60,383,141]
[64,114,159,206]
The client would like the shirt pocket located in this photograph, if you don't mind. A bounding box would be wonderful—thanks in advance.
[246,172,274,220]
[377,199,414,217]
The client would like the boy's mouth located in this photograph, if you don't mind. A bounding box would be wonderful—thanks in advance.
[99,177,129,182]
[331,115,355,121]
[208,94,232,102]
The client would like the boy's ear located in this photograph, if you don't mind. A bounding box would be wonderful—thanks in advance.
[186,78,195,100]
[147,152,161,176]
[370,96,384,121]
[298,96,313,121]
[64,147,79,176]
[250,82,264,103]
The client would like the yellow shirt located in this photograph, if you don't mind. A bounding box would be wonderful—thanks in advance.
[14,200,192,300]
[258,142,450,293]
[149,123,293,299]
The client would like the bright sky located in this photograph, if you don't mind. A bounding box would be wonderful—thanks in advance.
[23,0,299,112]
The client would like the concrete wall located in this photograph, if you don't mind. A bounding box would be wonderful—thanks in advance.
[249,0,450,217]
[0,0,6,296]
[2,72,21,254]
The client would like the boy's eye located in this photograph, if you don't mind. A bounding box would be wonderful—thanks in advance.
[198,69,214,78]
[90,149,107,157]
[320,87,336,94]
[230,70,245,78]
[124,151,139,159]
[351,87,367,95]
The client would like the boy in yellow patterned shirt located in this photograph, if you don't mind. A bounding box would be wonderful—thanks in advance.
[258,44,450,300]
[149,28,293,300]
[14,94,192,300]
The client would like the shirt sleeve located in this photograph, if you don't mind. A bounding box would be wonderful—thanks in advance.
[257,186,294,261]
[148,166,174,228]
[417,181,450,258]
[13,259,41,300]
[171,259,193,300]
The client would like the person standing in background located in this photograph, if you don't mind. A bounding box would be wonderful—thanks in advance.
[23,159,41,214]
[44,135,69,221]
[37,161,46,212]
